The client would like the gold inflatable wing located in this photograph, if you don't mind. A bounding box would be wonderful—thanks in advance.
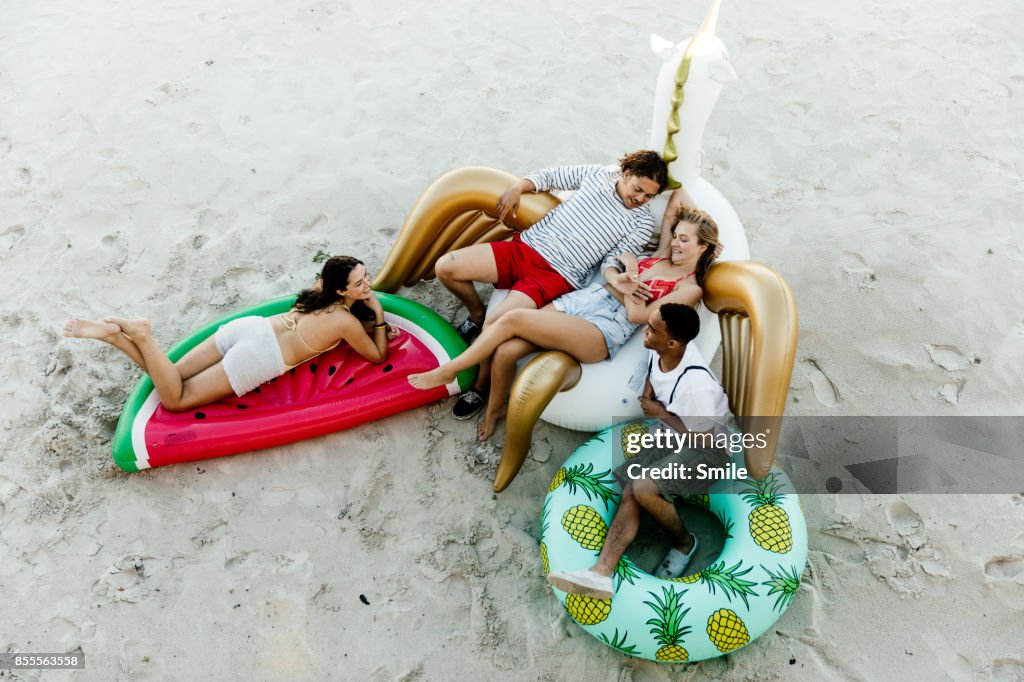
[372,167,561,293]
[703,261,799,480]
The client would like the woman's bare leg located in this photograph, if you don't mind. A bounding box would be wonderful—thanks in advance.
[64,318,149,370]
[409,308,608,390]
[174,337,225,381]
[106,317,234,411]
[477,337,538,441]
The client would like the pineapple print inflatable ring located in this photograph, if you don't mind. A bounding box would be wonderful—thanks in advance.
[541,423,808,662]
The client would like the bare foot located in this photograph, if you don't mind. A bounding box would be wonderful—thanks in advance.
[476,404,506,442]
[104,316,152,339]
[63,317,122,341]
[408,367,457,390]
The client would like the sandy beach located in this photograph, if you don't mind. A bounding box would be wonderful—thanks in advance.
[2,0,1023,679]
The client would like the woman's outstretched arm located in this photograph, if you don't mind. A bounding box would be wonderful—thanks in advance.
[341,292,389,363]
[657,187,699,256]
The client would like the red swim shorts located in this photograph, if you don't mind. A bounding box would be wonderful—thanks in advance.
[490,235,574,308]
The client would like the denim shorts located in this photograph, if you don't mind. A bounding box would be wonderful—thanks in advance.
[552,283,638,359]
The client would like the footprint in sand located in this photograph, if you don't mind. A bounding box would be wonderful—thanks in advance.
[194,208,225,229]
[921,629,976,680]
[48,616,79,647]
[924,344,977,372]
[983,556,1024,581]
[924,344,975,405]
[809,527,866,563]
[839,251,877,292]
[191,520,230,549]
[885,500,923,536]
[1,224,26,252]
[0,475,23,518]
[100,232,122,249]
[938,378,966,405]
[991,658,1024,682]
[300,213,329,233]
[805,358,839,406]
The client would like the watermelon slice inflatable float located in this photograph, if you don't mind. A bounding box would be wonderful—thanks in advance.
[111,292,473,471]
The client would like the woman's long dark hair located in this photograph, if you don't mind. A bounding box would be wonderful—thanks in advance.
[293,255,374,320]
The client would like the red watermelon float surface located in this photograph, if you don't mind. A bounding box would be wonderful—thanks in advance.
[111,293,473,471]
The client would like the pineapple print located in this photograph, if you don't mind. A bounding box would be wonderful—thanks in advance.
[667,560,758,609]
[539,499,550,574]
[743,473,793,554]
[549,463,617,510]
[613,556,642,589]
[598,628,639,656]
[565,594,612,625]
[643,586,692,662]
[561,505,608,551]
[761,564,802,612]
[706,608,750,653]
[620,421,650,459]
[681,492,710,509]
[715,510,736,540]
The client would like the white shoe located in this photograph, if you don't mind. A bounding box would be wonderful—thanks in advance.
[654,534,700,579]
[547,569,614,599]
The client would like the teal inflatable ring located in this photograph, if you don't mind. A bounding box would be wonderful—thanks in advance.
[540,422,808,663]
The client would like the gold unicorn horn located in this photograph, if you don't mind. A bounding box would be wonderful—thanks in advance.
[695,0,721,47]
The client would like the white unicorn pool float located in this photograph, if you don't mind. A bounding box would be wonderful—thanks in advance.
[535,0,748,432]
[375,0,775,492]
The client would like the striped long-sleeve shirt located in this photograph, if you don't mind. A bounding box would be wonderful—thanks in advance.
[519,164,655,289]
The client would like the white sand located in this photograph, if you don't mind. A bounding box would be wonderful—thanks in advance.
[2,0,1023,679]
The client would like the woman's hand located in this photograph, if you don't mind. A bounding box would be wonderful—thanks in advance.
[364,290,385,321]
[609,271,652,302]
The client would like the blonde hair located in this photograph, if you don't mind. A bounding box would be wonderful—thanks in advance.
[672,206,719,286]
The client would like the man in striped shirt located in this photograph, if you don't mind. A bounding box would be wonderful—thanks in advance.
[435,150,669,423]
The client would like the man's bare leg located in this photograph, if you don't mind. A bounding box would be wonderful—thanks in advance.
[591,485,642,576]
[633,478,694,554]
[547,485,640,598]
[434,244,500,326]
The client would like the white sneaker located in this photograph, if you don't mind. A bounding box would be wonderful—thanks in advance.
[547,569,614,599]
[654,534,700,579]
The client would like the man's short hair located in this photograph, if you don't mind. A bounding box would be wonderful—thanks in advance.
[619,150,669,190]
[660,303,700,343]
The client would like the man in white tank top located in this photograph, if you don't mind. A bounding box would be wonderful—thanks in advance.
[547,304,733,599]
